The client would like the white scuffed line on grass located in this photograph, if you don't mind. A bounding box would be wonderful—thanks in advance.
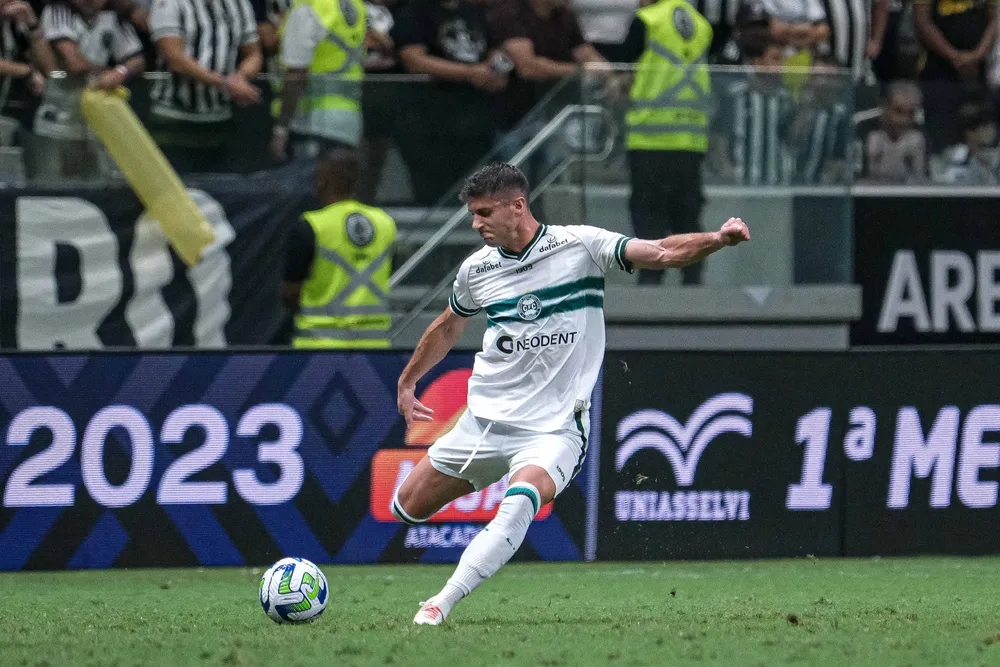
[489,567,704,579]
[318,565,711,582]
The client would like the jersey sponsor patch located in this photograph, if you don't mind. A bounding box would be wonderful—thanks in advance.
[346,213,375,247]
[476,257,501,274]
[495,331,579,354]
[537,233,569,253]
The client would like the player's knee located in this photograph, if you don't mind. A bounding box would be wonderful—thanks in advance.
[510,465,557,506]
[391,488,428,526]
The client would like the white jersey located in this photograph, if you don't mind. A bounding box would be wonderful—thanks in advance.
[449,223,633,432]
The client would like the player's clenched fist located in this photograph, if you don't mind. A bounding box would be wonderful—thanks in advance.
[719,218,750,246]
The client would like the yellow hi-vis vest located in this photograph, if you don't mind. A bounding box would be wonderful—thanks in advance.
[274,0,366,146]
[626,0,712,152]
[294,200,396,349]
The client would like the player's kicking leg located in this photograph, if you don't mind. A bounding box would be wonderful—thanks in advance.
[392,456,474,525]
[412,464,557,625]
[391,456,479,624]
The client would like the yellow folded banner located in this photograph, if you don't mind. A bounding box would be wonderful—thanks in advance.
[80,87,215,267]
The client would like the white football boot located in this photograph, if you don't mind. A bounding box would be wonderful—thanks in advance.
[413,599,448,625]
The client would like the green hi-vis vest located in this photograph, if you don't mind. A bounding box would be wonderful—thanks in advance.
[273,0,366,145]
[294,200,396,349]
[627,0,713,152]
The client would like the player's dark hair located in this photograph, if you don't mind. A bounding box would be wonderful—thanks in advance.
[459,163,529,203]
[317,147,362,196]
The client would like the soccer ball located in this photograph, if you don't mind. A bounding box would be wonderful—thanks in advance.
[259,557,329,623]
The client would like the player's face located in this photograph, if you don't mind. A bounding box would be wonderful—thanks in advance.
[468,196,521,247]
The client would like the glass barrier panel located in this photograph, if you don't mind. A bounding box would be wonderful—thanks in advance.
[854,79,998,187]
[7,72,493,190]
[389,74,589,300]
[576,64,856,287]
[0,65,863,353]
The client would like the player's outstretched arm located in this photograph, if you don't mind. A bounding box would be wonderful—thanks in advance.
[397,306,470,427]
[625,217,750,270]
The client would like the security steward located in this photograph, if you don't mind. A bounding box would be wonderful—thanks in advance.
[619,0,713,285]
[282,149,397,348]
[269,0,366,160]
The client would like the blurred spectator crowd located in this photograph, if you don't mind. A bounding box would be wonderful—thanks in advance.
[0,0,999,194]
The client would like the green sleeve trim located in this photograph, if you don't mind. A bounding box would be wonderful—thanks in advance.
[615,236,635,273]
[449,292,480,318]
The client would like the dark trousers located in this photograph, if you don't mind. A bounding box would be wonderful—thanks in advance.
[920,63,987,154]
[919,79,968,154]
[395,87,496,205]
[628,149,705,285]
[147,117,237,175]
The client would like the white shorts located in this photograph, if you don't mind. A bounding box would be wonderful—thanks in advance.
[427,409,589,496]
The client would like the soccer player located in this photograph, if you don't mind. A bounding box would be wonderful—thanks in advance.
[395,162,750,625]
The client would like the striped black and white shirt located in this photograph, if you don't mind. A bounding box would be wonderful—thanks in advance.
[822,0,870,79]
[0,21,31,120]
[0,18,44,130]
[41,3,143,67]
[792,102,851,183]
[149,0,259,122]
[711,75,795,186]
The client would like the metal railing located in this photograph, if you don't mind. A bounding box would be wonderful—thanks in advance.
[389,103,618,339]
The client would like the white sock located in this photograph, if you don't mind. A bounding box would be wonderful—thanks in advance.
[433,482,540,615]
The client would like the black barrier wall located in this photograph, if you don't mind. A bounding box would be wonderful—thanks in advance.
[5,348,1000,569]
[854,193,1000,345]
[0,352,589,570]
[600,351,1000,559]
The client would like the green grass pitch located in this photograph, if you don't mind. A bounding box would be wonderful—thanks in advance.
[3,557,1000,667]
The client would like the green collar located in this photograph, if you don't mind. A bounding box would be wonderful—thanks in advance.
[498,224,546,261]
